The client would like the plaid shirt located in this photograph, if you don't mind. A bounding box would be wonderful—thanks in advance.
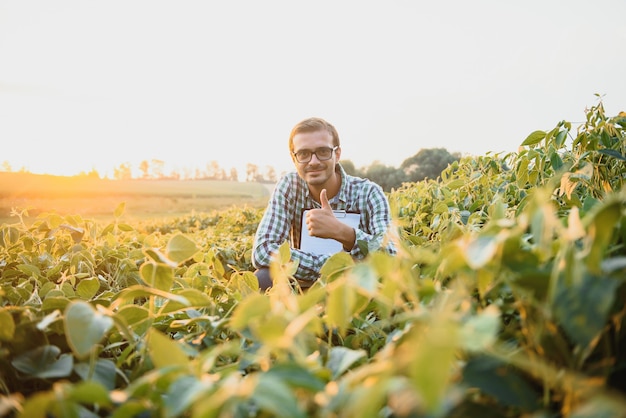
[252,164,394,281]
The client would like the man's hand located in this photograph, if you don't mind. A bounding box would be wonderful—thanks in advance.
[306,189,356,251]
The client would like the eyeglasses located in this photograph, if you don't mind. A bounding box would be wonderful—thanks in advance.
[292,146,338,163]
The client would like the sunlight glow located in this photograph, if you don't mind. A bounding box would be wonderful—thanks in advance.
[1,1,624,178]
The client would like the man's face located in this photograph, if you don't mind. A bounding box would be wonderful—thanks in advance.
[291,130,341,187]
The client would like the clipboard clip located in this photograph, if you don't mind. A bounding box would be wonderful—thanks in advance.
[333,210,347,218]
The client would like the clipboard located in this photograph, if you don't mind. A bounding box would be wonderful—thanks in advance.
[300,209,360,255]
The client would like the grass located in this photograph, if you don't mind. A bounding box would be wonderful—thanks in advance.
[0,171,272,223]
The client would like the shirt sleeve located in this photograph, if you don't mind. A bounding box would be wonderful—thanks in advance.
[252,177,331,281]
[349,184,396,258]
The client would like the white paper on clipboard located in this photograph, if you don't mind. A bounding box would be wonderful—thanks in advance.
[300,210,360,255]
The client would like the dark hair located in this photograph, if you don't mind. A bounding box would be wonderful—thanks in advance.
[288,117,340,152]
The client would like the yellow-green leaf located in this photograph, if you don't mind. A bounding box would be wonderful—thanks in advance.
[76,277,100,299]
[114,202,126,218]
[230,293,271,332]
[326,280,356,335]
[147,328,189,369]
[64,301,114,359]
[140,262,174,291]
[166,234,199,264]
[521,130,546,146]
[0,308,15,341]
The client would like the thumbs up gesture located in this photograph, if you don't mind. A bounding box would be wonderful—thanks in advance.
[306,189,337,238]
[306,189,357,251]
[320,188,332,211]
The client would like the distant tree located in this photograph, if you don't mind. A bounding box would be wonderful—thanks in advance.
[246,163,259,182]
[206,160,222,179]
[229,167,239,182]
[139,160,150,179]
[1,161,12,172]
[114,163,133,180]
[151,159,165,179]
[340,160,362,177]
[362,161,406,192]
[264,166,277,183]
[181,167,193,180]
[401,148,460,183]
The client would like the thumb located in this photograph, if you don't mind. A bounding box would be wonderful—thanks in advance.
[320,189,331,210]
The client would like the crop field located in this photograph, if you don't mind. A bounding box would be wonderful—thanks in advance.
[0,172,271,223]
[1,103,625,417]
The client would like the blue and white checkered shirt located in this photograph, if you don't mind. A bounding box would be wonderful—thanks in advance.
[252,164,394,281]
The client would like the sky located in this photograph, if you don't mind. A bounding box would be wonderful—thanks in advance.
[1,0,625,179]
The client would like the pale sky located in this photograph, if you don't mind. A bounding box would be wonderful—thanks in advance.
[1,0,625,178]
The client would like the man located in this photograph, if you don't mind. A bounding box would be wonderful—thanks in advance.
[252,117,395,290]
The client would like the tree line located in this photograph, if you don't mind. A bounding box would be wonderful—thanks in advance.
[1,148,460,191]
[125,148,459,191]
[342,147,461,191]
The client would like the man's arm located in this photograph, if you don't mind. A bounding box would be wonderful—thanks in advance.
[252,177,332,281]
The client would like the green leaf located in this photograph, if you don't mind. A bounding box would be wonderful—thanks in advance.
[166,234,199,264]
[464,235,499,269]
[140,262,174,291]
[433,201,449,214]
[114,304,152,337]
[17,263,42,278]
[110,285,190,309]
[255,315,290,347]
[41,295,71,313]
[320,252,354,282]
[147,328,189,369]
[553,271,619,349]
[549,150,563,171]
[144,248,177,267]
[597,148,626,161]
[265,363,326,392]
[0,308,15,341]
[510,267,551,301]
[117,223,135,232]
[405,319,458,413]
[463,355,540,411]
[554,129,568,147]
[114,202,126,218]
[66,381,112,406]
[37,310,62,331]
[110,401,149,418]
[516,158,529,187]
[278,240,291,264]
[326,281,356,335]
[64,301,114,359]
[229,293,271,332]
[76,277,100,299]
[584,197,622,273]
[73,359,118,391]
[459,305,500,352]
[253,373,307,418]
[326,347,367,380]
[446,179,466,189]
[11,345,74,378]
[349,263,378,295]
[521,130,546,146]
[165,375,206,417]
[19,392,54,418]
[0,225,19,247]
[229,270,259,295]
